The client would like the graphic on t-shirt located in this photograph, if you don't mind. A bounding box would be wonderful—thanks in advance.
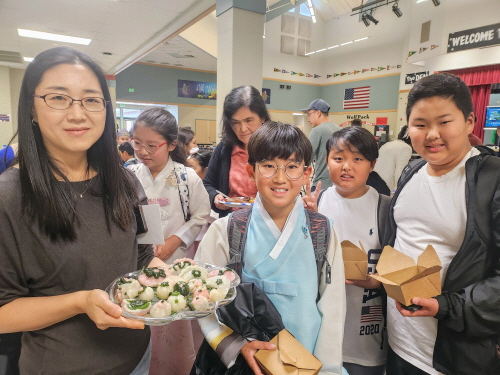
[369,228,374,236]
[360,305,383,323]
[367,248,382,274]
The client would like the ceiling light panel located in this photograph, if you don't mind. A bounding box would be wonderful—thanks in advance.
[18,29,91,45]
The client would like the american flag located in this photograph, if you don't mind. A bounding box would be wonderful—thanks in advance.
[360,305,383,323]
[343,86,370,109]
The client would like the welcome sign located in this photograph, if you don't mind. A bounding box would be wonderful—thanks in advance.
[447,23,500,53]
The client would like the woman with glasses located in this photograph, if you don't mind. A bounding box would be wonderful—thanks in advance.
[203,86,271,217]
[127,108,210,375]
[0,47,168,375]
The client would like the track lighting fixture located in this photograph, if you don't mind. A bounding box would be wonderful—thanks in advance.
[432,0,440,6]
[392,3,403,17]
[361,14,370,27]
[365,13,379,25]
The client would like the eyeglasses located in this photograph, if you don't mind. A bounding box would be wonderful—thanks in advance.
[33,93,109,112]
[306,110,317,118]
[257,160,307,180]
[130,139,168,154]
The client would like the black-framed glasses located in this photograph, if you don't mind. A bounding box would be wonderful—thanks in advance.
[257,160,307,180]
[33,93,109,112]
[130,139,168,154]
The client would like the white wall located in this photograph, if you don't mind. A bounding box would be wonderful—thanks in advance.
[0,67,14,147]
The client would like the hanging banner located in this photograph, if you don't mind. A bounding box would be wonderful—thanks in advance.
[447,23,500,53]
[405,71,430,85]
[178,80,216,100]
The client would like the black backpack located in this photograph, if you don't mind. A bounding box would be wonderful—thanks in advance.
[226,208,333,288]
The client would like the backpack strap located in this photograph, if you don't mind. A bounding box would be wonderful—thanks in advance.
[305,209,332,286]
[474,154,500,247]
[398,158,426,188]
[173,163,191,222]
[317,189,326,207]
[226,208,252,277]
[377,194,391,247]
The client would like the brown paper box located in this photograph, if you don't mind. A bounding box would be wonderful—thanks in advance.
[255,329,322,375]
[371,245,442,306]
[341,240,368,280]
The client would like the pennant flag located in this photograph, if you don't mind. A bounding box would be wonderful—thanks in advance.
[371,68,377,71]
[397,65,401,68]
[274,68,280,72]
[362,69,370,73]
[306,73,313,77]
[344,86,370,110]
[387,65,396,70]
[327,75,333,78]
[282,69,289,73]
[314,74,321,78]
[378,67,386,71]
[298,72,304,76]
[419,47,427,53]
[408,51,417,57]
[291,71,298,75]
[354,70,360,74]
[431,45,439,50]
[348,72,353,75]
[340,72,347,76]
[334,73,340,77]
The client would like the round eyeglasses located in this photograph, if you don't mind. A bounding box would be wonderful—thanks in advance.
[33,93,108,112]
[130,139,168,154]
[257,160,307,180]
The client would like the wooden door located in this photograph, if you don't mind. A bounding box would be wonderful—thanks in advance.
[195,119,217,145]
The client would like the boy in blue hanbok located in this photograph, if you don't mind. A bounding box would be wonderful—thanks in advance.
[195,122,346,375]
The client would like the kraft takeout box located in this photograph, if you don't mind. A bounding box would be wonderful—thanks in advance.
[371,245,442,306]
[341,240,368,280]
[255,329,322,375]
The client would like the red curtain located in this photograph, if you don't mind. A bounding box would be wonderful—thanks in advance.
[444,64,500,140]
[469,84,492,140]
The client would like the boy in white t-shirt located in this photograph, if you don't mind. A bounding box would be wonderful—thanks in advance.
[385,73,500,375]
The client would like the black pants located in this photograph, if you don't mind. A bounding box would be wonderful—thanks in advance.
[386,346,431,375]
[0,333,22,375]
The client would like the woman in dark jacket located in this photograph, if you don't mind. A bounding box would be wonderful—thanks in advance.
[203,86,270,217]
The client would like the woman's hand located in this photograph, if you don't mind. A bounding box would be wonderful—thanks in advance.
[303,180,321,212]
[345,276,382,289]
[78,290,144,330]
[214,194,231,211]
[154,235,182,260]
[241,340,276,375]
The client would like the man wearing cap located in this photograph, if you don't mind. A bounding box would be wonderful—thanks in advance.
[302,99,340,189]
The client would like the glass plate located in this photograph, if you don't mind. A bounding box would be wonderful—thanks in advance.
[106,262,240,326]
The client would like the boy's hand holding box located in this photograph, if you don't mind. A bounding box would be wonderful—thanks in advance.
[255,329,322,375]
[341,240,368,280]
[371,245,442,306]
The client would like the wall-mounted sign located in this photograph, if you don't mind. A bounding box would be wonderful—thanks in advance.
[177,80,216,100]
[347,114,369,120]
[447,23,500,53]
[261,88,271,104]
[405,71,429,85]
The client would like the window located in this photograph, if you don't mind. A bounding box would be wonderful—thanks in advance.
[299,3,311,17]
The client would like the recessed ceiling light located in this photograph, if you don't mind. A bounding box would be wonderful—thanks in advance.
[341,41,353,46]
[18,29,91,45]
[23,57,34,62]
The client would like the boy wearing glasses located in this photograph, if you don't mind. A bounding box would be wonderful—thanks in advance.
[302,99,341,190]
[195,122,346,375]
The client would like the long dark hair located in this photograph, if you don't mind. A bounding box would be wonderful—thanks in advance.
[132,108,187,165]
[221,86,271,147]
[15,46,138,241]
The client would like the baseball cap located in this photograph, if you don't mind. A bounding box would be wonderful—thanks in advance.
[301,99,330,114]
